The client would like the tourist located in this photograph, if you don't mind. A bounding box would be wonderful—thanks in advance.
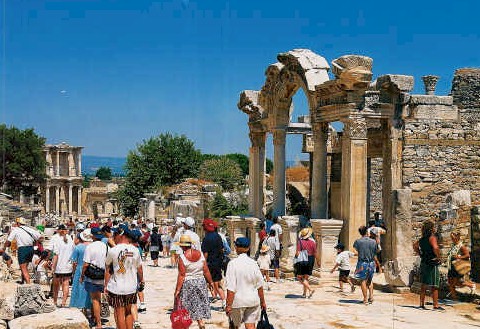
[105,224,144,329]
[413,220,442,310]
[0,247,13,269]
[330,243,355,293]
[225,237,266,329]
[255,222,268,260]
[263,230,280,283]
[70,229,93,317]
[170,224,182,268]
[367,220,386,273]
[52,224,75,307]
[201,219,226,308]
[353,225,377,305]
[257,244,271,289]
[102,225,116,247]
[270,217,283,248]
[446,231,475,299]
[3,217,43,284]
[128,229,148,320]
[161,226,171,258]
[174,234,213,329]
[183,217,201,250]
[139,223,150,259]
[81,227,108,329]
[32,250,52,285]
[295,228,317,298]
[149,226,163,267]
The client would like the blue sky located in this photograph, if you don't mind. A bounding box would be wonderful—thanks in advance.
[2,0,479,160]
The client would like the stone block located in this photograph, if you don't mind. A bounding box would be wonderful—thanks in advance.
[448,190,471,207]
[0,282,17,320]
[8,308,89,329]
[384,257,417,287]
[15,284,55,318]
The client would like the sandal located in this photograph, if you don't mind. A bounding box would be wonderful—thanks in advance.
[308,289,315,298]
[368,298,373,304]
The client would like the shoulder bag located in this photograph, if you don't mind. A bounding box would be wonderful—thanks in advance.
[256,309,275,329]
[85,244,108,280]
[452,259,471,275]
[293,239,309,265]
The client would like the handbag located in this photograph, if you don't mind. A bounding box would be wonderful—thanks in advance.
[293,240,309,265]
[452,259,471,275]
[256,309,274,329]
[170,297,192,329]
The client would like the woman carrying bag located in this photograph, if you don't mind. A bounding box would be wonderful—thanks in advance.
[294,228,317,299]
[173,235,214,329]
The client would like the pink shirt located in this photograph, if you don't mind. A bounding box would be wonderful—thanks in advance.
[297,238,316,256]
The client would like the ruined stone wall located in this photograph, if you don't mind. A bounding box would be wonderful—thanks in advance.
[369,158,383,219]
[402,69,480,255]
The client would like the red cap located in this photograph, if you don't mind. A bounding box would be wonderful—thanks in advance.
[202,219,218,232]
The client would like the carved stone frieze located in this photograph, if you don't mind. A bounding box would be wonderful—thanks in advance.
[238,90,266,122]
[343,116,367,139]
[331,55,373,90]
[422,75,440,95]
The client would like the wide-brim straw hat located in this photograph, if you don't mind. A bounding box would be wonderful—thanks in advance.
[175,234,193,247]
[16,217,26,225]
[299,227,313,239]
[260,244,270,253]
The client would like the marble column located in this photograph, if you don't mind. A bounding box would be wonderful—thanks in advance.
[68,152,75,177]
[245,217,261,256]
[311,122,329,219]
[77,187,82,215]
[45,186,50,213]
[77,151,82,176]
[340,116,368,249]
[272,128,287,218]
[56,151,60,176]
[55,186,60,214]
[310,219,344,276]
[279,216,299,276]
[145,193,157,220]
[68,185,73,215]
[248,131,266,219]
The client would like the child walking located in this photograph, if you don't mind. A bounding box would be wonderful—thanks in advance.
[330,243,356,292]
[257,244,271,290]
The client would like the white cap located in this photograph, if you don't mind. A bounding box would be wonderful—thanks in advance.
[184,217,195,228]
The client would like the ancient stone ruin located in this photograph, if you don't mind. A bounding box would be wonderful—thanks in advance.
[235,48,480,285]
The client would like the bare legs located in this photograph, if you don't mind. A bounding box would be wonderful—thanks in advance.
[297,275,314,297]
[420,284,439,308]
[360,280,373,304]
[53,275,70,306]
[114,304,134,329]
[19,263,30,284]
[90,291,102,328]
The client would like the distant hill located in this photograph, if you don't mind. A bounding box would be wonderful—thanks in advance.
[82,155,126,176]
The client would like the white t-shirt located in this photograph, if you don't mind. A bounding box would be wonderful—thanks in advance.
[84,240,108,284]
[225,253,264,308]
[335,251,355,271]
[270,223,283,246]
[7,226,42,247]
[106,243,142,295]
[52,235,74,274]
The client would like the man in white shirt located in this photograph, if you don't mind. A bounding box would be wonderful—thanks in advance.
[225,237,266,329]
[4,217,42,284]
[269,217,283,247]
[105,224,144,329]
[51,224,74,307]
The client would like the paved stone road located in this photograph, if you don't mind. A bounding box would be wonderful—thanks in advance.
[112,257,480,329]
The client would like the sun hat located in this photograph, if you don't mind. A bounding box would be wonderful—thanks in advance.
[299,227,313,239]
[184,217,195,228]
[175,235,193,247]
[260,244,270,253]
[57,224,67,231]
[75,223,85,231]
[15,217,26,225]
[36,225,45,233]
[79,228,93,242]
[202,219,218,232]
[91,227,104,240]
[234,237,250,248]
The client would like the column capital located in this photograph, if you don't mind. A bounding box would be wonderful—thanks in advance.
[248,131,266,148]
[343,115,367,139]
[312,122,329,135]
[272,128,287,146]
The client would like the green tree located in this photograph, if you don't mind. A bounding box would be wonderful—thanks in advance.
[118,133,202,217]
[266,158,273,174]
[225,153,249,177]
[95,166,112,180]
[209,191,233,218]
[199,157,243,191]
[0,125,46,197]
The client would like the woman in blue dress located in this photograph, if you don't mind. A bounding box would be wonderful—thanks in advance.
[69,229,93,312]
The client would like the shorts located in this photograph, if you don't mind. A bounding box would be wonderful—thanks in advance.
[271,258,280,269]
[54,272,72,278]
[208,265,223,282]
[339,269,350,281]
[85,281,104,293]
[107,292,137,308]
[230,305,261,327]
[17,246,34,265]
[354,261,375,284]
[150,251,159,260]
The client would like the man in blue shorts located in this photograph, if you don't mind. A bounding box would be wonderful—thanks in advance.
[353,225,377,305]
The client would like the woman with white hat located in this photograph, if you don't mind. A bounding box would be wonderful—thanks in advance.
[174,235,214,329]
[295,227,318,298]
[70,229,93,315]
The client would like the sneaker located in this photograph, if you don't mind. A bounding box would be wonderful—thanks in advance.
[133,321,141,329]
[221,300,226,311]
[138,303,147,314]
[351,284,356,293]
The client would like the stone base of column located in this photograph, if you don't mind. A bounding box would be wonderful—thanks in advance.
[384,256,418,287]
[310,219,343,279]
[224,216,247,257]
[279,216,300,276]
